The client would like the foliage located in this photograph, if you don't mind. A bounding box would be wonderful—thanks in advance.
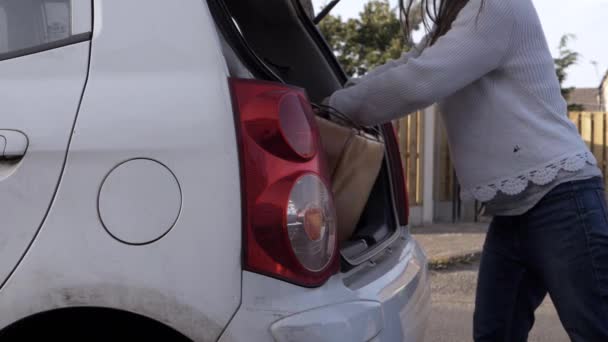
[554,34,582,110]
[318,0,421,77]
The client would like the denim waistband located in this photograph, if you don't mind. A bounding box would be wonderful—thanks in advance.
[546,176,604,198]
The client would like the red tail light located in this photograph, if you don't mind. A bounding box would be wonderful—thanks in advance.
[384,124,410,225]
[230,78,339,287]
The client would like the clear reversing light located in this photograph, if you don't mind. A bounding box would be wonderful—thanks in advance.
[287,174,336,272]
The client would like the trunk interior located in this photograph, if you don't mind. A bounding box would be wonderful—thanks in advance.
[210,0,403,267]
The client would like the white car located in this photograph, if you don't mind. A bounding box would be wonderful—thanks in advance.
[0,0,430,341]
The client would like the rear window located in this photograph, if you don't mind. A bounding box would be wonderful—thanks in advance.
[0,0,72,55]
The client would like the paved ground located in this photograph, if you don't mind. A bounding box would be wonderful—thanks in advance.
[412,223,487,269]
[426,261,569,342]
[413,223,569,341]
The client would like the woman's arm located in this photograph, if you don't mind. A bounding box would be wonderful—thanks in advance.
[329,0,515,126]
[352,34,430,84]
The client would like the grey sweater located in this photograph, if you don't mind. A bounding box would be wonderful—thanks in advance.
[329,0,598,203]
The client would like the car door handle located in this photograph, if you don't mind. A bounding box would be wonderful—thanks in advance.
[0,130,28,160]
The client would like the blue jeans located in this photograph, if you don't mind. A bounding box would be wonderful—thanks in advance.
[474,177,608,341]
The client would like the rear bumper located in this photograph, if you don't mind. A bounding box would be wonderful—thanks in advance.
[219,228,430,342]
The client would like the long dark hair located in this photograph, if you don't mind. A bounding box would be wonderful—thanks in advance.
[399,0,481,46]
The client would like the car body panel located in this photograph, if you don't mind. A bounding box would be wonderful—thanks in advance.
[0,41,90,289]
[0,1,242,340]
[219,229,430,342]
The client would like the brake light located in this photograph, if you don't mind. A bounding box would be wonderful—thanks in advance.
[384,124,410,225]
[230,78,339,287]
[278,93,316,159]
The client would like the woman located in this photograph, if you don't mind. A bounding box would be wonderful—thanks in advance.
[327,0,608,340]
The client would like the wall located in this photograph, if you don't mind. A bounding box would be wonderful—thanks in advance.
[602,77,608,112]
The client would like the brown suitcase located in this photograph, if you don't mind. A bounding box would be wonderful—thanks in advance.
[315,116,385,243]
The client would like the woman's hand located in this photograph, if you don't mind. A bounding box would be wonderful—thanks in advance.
[318,78,357,110]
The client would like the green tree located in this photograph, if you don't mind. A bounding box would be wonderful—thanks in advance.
[319,0,421,77]
[554,34,583,111]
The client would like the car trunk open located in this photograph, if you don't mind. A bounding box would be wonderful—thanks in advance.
[209,0,408,268]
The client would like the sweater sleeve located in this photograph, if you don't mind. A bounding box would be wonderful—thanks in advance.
[329,0,515,126]
[357,34,430,82]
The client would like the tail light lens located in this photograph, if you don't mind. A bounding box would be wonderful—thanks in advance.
[384,124,410,225]
[287,174,336,272]
[278,94,316,159]
[230,78,339,287]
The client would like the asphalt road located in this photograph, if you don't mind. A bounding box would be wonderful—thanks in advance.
[426,261,570,342]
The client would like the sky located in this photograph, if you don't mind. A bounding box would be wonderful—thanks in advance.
[312,0,608,88]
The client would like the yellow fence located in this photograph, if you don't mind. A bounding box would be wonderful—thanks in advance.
[569,112,608,188]
[395,112,424,206]
[397,111,608,206]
